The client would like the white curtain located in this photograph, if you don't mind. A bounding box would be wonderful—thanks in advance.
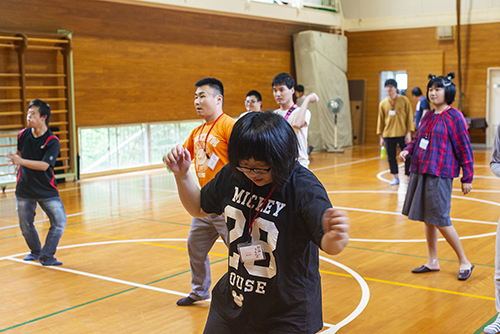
[293,31,352,150]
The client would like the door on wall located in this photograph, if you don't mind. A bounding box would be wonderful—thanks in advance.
[348,79,366,145]
[487,67,500,147]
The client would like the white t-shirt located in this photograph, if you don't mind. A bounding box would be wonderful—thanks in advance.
[275,107,311,169]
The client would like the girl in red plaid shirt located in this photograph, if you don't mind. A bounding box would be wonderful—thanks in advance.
[400,73,475,281]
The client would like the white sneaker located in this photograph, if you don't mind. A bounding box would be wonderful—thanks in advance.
[389,178,400,186]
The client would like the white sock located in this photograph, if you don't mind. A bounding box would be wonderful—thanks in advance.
[485,314,500,334]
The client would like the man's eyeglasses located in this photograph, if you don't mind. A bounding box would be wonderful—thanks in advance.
[245,100,258,104]
[236,167,271,175]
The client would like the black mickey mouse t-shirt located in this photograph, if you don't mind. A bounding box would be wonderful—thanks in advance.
[201,163,332,334]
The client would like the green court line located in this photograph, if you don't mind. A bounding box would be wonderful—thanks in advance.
[0,235,20,241]
[0,258,226,332]
[475,313,498,334]
[345,245,495,268]
[0,288,137,332]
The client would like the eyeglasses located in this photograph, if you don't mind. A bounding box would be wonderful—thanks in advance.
[245,100,258,104]
[236,167,271,175]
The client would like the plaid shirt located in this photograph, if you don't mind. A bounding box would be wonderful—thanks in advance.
[404,106,474,183]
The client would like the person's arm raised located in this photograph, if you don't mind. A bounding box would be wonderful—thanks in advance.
[291,93,318,129]
[163,144,209,218]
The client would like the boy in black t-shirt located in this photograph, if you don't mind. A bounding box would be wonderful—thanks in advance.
[164,111,350,333]
[7,99,66,266]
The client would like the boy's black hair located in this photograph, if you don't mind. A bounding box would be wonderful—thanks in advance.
[272,73,295,90]
[195,78,224,98]
[384,79,398,89]
[29,99,51,126]
[295,85,304,93]
[426,72,456,105]
[246,90,262,102]
[228,111,298,189]
[411,87,423,96]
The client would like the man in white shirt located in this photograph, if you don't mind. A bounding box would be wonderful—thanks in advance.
[272,73,317,169]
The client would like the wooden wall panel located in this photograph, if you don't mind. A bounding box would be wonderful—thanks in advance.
[347,23,500,144]
[0,0,329,127]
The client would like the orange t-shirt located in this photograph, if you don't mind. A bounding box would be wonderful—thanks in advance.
[183,113,235,187]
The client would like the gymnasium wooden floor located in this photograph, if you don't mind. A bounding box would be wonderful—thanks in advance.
[1,144,499,333]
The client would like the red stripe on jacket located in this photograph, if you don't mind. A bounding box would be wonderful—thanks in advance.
[50,170,59,194]
[16,166,22,185]
[44,135,60,193]
[43,135,59,148]
[17,128,28,141]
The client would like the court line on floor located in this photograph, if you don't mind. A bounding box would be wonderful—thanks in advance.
[0,257,335,333]
[0,259,220,333]
[377,168,500,188]
[0,218,17,224]
[1,239,369,333]
[327,189,499,242]
[476,314,498,334]
[6,256,189,296]
[345,245,495,268]
[63,229,229,257]
[320,269,494,301]
[4,238,493,332]
[0,238,228,262]
[333,204,498,225]
[319,257,370,333]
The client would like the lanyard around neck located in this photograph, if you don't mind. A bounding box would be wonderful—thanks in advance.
[198,113,223,157]
[424,105,452,138]
[248,183,275,236]
[388,94,398,109]
[284,104,298,120]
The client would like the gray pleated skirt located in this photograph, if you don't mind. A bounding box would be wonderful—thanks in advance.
[402,173,453,226]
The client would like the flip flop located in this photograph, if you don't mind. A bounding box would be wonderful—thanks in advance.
[457,265,475,281]
[411,265,440,273]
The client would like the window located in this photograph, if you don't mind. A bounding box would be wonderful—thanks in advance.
[0,132,17,187]
[78,120,203,175]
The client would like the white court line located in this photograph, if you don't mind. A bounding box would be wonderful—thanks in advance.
[474,175,500,180]
[0,238,194,261]
[2,239,369,333]
[452,189,500,193]
[349,232,497,243]
[5,257,193,299]
[311,157,380,172]
[319,256,370,333]
[327,190,499,242]
[378,167,500,188]
[377,167,403,183]
[333,205,499,225]
[328,189,500,225]
[0,194,180,231]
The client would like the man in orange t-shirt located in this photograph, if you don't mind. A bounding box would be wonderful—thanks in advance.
[167,78,235,306]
